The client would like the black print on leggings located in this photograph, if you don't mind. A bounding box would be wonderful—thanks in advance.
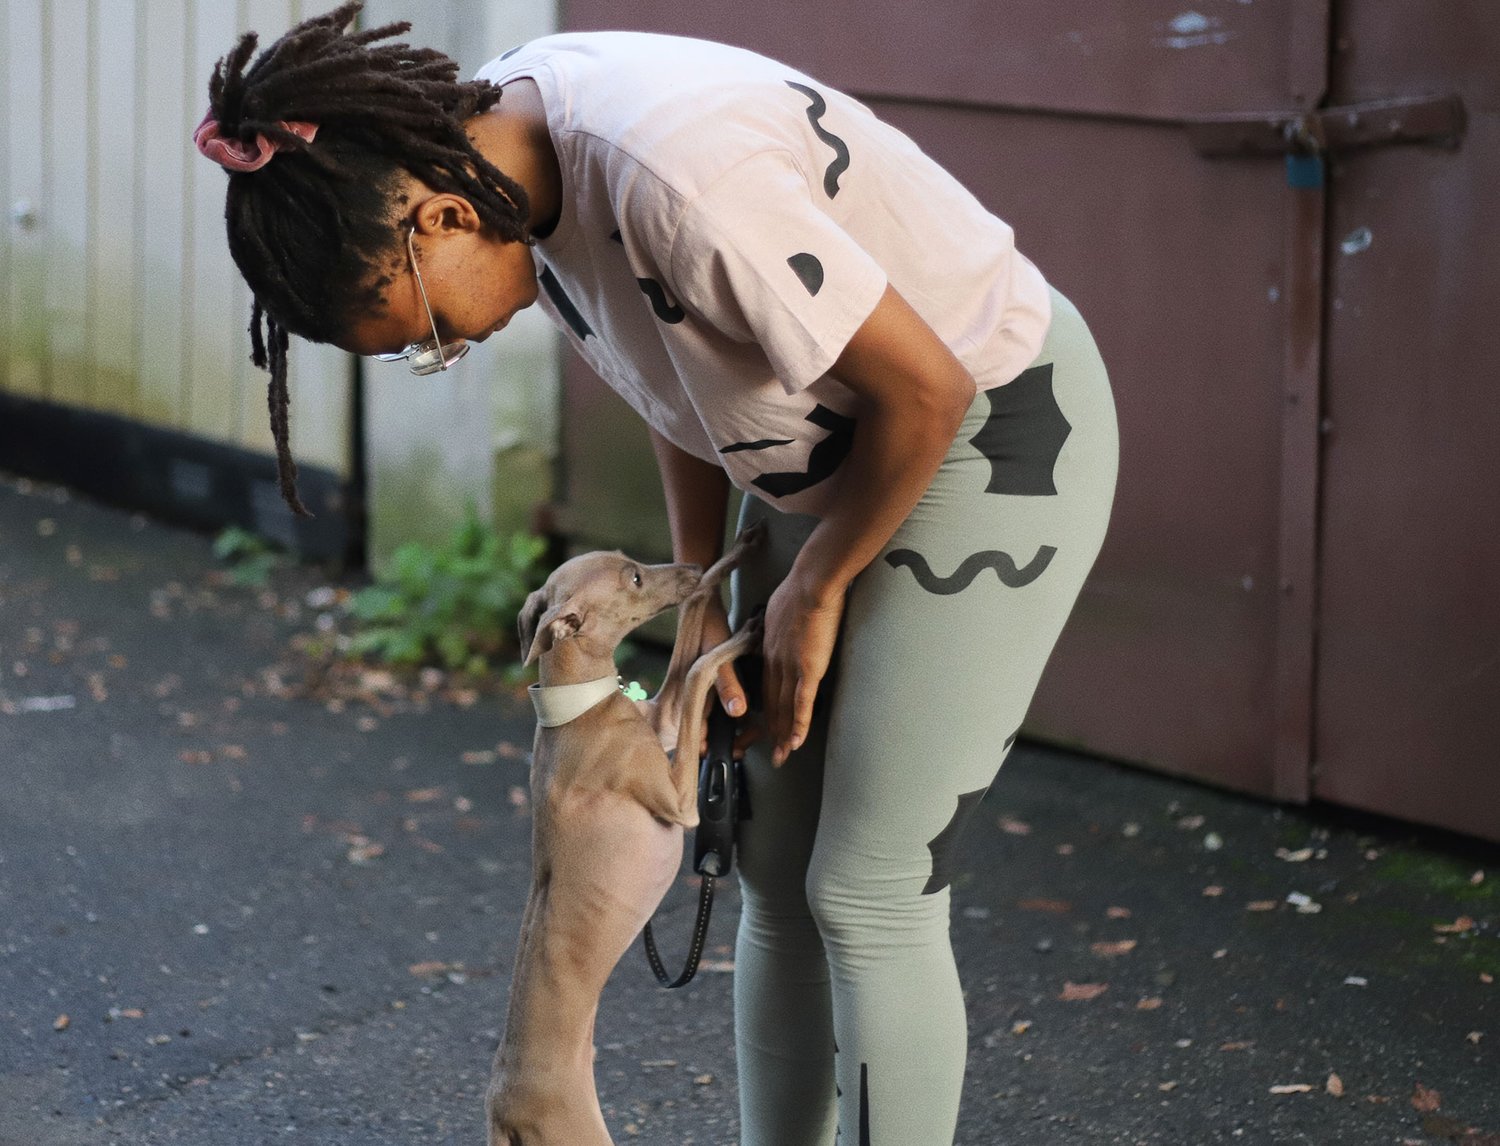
[923,787,990,894]
[971,363,1072,496]
[638,278,686,324]
[744,404,856,498]
[885,546,1057,594]
[859,1062,872,1146]
[538,267,593,341]
[786,81,850,198]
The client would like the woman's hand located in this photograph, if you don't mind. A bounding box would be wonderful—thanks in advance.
[762,567,845,766]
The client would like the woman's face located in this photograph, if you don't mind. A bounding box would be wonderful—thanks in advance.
[338,193,540,361]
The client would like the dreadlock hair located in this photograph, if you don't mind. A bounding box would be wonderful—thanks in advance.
[204,1,531,516]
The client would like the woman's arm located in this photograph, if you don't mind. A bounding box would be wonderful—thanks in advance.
[762,282,975,765]
[648,429,748,718]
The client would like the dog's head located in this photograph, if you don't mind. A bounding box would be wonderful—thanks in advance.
[516,551,702,666]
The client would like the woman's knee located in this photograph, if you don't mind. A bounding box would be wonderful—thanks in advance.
[803,843,948,961]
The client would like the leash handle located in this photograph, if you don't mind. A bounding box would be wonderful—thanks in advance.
[641,873,715,989]
[693,699,739,878]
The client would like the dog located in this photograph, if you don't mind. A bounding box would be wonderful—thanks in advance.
[486,524,763,1146]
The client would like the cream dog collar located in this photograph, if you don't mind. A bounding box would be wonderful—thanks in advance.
[529,674,624,728]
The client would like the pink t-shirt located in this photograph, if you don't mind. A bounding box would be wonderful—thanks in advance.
[477,32,1052,517]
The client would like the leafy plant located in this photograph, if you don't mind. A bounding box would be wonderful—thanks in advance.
[211,526,285,587]
[345,502,548,674]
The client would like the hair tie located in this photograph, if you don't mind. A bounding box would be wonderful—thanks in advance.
[193,111,318,173]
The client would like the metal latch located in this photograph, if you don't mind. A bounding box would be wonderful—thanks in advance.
[1187,94,1466,159]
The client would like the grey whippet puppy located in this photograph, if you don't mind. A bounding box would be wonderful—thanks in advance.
[487,523,764,1146]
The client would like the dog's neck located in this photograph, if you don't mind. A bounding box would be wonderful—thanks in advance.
[535,638,614,687]
[531,642,622,728]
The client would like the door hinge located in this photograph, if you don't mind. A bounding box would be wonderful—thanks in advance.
[1187,94,1466,158]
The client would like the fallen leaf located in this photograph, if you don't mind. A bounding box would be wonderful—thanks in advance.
[1276,847,1315,862]
[1017,898,1071,914]
[1177,814,1205,830]
[1106,906,1132,919]
[997,816,1031,835]
[408,961,453,978]
[693,1074,714,1086]
[1220,1041,1253,1052]
[1246,900,1278,912]
[404,787,444,804]
[495,741,526,759]
[1158,1080,1177,1092]
[1202,885,1224,897]
[1058,981,1108,1001]
[1467,1031,1484,1045]
[1136,997,1163,1011]
[462,750,497,765]
[53,1014,70,1031]
[347,842,385,864]
[1326,1073,1344,1097]
[1269,1083,1314,1094]
[1090,940,1137,958]
[1433,916,1476,934]
[1411,1082,1441,1112]
[1011,1019,1032,1034]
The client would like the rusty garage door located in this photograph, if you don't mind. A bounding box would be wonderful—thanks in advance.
[555,1,1499,842]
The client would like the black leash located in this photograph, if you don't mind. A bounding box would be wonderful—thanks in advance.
[641,688,752,989]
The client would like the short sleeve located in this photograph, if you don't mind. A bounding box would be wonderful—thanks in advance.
[666,150,888,395]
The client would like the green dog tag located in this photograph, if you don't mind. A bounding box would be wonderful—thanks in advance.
[622,680,649,701]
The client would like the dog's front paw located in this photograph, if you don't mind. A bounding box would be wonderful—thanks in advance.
[735,519,768,552]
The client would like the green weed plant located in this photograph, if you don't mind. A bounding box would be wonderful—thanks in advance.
[346,503,547,675]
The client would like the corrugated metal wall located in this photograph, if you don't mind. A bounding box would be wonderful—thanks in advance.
[0,0,350,476]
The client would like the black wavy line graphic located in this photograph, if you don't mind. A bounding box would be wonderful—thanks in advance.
[637,277,686,324]
[721,438,796,454]
[885,546,1057,594]
[538,266,592,341]
[786,81,850,199]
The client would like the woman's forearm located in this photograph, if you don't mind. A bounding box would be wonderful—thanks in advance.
[793,285,975,605]
[649,428,731,569]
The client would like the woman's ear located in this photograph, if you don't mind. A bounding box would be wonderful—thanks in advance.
[411,192,484,238]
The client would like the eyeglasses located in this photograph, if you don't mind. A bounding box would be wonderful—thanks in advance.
[371,226,470,375]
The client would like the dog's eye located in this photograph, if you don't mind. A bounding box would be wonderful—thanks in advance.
[631,570,642,587]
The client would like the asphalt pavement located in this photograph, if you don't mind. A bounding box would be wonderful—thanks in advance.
[0,470,1496,1146]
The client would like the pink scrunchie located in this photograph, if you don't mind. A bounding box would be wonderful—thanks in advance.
[193,111,318,173]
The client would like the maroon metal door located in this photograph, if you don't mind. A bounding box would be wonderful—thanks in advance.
[560,0,1329,800]
[556,2,1500,840]
[1311,2,1500,841]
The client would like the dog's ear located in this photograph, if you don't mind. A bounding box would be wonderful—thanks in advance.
[524,606,583,666]
[517,588,548,663]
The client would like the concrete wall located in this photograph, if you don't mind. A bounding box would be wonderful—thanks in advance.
[359,0,561,566]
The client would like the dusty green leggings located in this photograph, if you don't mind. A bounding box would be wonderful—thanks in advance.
[728,288,1118,1145]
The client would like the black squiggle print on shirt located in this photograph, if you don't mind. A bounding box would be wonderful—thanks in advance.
[638,278,686,324]
[721,438,796,453]
[786,81,850,199]
[538,266,593,341]
[751,404,855,498]
[885,546,1057,594]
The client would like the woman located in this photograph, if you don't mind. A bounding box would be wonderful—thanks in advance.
[195,5,1118,1142]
